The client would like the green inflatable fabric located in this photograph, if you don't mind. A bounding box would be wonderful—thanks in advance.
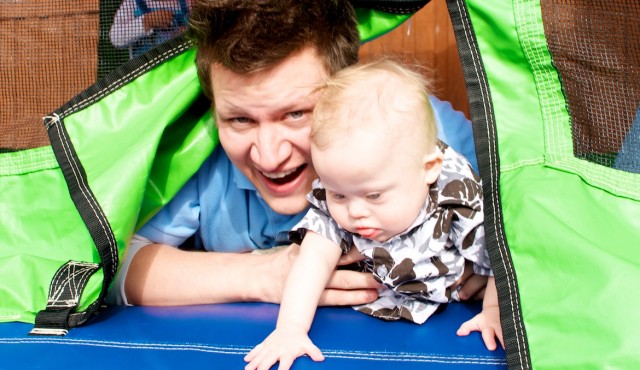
[446,0,640,369]
[0,8,414,333]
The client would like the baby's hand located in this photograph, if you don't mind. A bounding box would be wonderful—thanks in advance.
[244,328,324,370]
[456,305,504,351]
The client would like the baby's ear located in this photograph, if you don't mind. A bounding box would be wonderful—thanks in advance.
[423,149,444,185]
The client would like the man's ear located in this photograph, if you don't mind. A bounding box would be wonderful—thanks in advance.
[423,149,444,185]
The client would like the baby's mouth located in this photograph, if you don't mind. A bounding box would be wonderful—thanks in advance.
[262,164,307,185]
[356,227,379,239]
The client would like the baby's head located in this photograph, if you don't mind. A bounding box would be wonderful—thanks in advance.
[311,59,443,242]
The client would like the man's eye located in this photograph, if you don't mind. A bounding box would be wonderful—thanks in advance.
[230,117,251,124]
[288,111,305,119]
[367,193,381,200]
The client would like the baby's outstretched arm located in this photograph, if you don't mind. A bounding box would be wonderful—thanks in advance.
[244,232,343,370]
[456,276,504,350]
[244,327,323,370]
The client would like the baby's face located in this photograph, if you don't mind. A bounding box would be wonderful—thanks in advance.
[312,126,439,242]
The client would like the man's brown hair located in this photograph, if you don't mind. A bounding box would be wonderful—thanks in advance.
[188,0,360,99]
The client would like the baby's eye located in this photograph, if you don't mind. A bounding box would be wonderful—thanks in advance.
[331,193,345,200]
[367,193,381,200]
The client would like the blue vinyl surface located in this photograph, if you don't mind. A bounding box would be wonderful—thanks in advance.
[0,302,506,369]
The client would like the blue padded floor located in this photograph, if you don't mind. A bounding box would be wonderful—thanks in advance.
[0,302,506,369]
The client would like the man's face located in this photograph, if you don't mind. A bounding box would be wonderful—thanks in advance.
[211,47,328,215]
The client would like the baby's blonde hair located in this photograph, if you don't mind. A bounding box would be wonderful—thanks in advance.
[311,58,437,152]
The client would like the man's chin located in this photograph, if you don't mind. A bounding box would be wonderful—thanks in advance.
[262,196,310,215]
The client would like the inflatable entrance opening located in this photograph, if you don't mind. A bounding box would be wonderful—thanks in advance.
[1,0,639,369]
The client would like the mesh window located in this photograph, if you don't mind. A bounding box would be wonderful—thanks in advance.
[0,0,190,152]
[541,0,640,174]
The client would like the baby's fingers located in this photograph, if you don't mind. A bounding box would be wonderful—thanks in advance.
[305,342,325,362]
[243,343,262,363]
[492,323,504,350]
[244,344,275,370]
[278,357,295,370]
[456,318,478,336]
[244,350,277,370]
[481,329,498,351]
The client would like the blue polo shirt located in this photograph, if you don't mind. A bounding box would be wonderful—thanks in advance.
[108,96,476,305]
[138,146,305,251]
[137,95,477,251]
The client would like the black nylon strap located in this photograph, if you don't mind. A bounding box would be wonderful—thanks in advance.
[31,114,118,335]
[30,38,192,335]
[30,261,101,336]
[444,0,531,368]
[350,0,431,14]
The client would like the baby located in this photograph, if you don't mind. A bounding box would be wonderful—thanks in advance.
[245,59,503,370]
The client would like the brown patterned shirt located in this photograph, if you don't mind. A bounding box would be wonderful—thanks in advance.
[290,142,491,324]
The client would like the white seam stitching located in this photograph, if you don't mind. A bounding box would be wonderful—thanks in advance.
[455,0,528,366]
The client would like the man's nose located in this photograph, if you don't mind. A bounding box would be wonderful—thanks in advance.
[250,124,291,170]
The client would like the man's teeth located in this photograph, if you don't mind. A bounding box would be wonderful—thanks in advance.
[263,168,298,179]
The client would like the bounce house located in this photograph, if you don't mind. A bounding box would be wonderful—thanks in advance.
[1,0,638,368]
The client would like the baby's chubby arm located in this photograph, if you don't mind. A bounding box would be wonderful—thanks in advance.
[244,232,343,370]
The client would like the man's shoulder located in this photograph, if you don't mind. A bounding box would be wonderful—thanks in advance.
[195,146,233,182]
[195,147,258,204]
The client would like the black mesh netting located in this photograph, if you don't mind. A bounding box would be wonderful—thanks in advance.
[3,0,639,175]
[0,0,189,152]
[2,0,423,152]
[541,0,640,174]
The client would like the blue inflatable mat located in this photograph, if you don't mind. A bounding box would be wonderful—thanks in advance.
[0,302,505,369]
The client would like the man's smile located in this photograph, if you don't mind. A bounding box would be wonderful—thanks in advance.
[261,164,307,185]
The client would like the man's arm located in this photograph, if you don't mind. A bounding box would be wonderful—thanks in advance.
[450,260,489,301]
[124,241,381,306]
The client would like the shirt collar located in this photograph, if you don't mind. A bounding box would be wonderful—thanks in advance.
[232,165,258,192]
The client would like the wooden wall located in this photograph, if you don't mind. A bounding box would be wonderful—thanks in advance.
[0,0,468,150]
[359,0,469,119]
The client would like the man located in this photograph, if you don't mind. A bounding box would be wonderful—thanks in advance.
[109,0,486,307]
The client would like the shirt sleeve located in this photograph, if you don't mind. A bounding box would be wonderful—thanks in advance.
[430,95,479,173]
[106,234,154,306]
[452,215,493,276]
[136,173,201,247]
[438,148,492,276]
[290,207,351,253]
[109,0,154,48]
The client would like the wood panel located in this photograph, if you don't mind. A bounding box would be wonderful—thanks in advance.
[359,0,469,119]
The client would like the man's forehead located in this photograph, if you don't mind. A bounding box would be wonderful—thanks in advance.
[212,68,325,112]
[211,47,327,85]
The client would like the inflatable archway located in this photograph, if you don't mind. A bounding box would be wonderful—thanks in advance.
[0,1,419,330]
[1,0,638,368]
[448,1,640,368]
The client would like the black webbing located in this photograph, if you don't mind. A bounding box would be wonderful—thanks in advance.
[445,0,531,368]
[350,0,431,14]
[30,115,118,336]
[29,37,192,335]
[30,261,102,335]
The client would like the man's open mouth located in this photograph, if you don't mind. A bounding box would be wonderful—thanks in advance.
[262,164,307,185]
